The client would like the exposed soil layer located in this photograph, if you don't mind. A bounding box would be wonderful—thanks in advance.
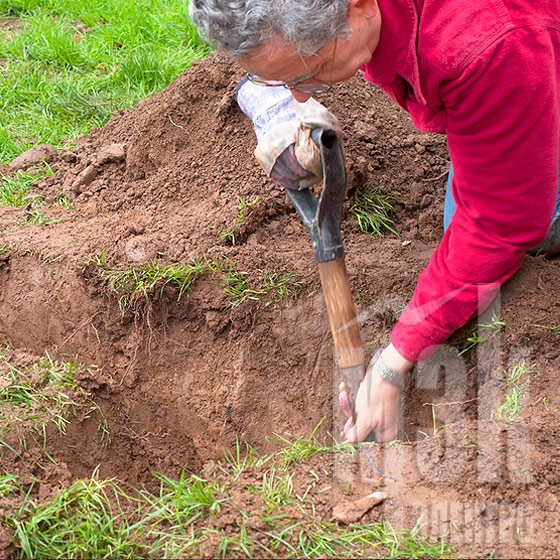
[1,53,559,558]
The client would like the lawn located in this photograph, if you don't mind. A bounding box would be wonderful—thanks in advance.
[0,0,209,163]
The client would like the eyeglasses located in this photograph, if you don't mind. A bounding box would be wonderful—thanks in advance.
[246,40,337,95]
[246,73,332,94]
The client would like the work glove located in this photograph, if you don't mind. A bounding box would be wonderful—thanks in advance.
[236,77,342,190]
[339,350,403,443]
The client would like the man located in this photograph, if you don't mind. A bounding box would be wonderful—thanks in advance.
[190,0,560,443]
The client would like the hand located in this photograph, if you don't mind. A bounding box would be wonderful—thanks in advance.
[270,143,317,190]
[339,345,413,443]
[236,78,341,189]
[339,375,400,444]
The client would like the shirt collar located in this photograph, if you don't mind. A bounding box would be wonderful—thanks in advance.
[361,0,424,101]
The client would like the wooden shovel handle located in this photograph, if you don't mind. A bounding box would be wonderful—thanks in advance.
[318,257,365,418]
[318,257,365,368]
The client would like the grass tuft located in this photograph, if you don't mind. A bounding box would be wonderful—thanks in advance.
[84,251,211,310]
[13,475,148,559]
[455,313,509,356]
[534,321,560,335]
[492,361,536,422]
[86,252,308,312]
[152,470,230,526]
[219,196,260,246]
[247,470,295,510]
[0,472,19,497]
[266,419,355,471]
[351,184,399,237]
[260,270,304,308]
[0,163,73,227]
[0,169,45,208]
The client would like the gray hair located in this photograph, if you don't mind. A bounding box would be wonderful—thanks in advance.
[189,0,352,57]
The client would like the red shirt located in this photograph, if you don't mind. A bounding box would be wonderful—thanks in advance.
[361,0,560,362]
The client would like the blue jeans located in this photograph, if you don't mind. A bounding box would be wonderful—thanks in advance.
[444,166,560,255]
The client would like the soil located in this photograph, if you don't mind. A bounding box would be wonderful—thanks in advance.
[1,52,559,558]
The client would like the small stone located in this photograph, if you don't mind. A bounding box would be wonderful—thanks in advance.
[124,236,160,264]
[9,144,57,171]
[403,134,415,147]
[88,180,103,193]
[415,143,426,154]
[205,311,222,329]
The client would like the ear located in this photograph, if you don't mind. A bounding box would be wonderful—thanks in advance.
[348,0,378,18]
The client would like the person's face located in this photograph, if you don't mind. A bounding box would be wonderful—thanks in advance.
[237,0,382,102]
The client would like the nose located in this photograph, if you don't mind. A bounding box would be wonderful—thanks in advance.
[290,89,314,103]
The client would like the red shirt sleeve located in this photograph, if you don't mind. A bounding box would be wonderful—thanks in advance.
[391,27,560,362]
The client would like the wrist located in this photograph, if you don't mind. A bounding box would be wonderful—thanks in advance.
[381,344,414,374]
[369,348,408,390]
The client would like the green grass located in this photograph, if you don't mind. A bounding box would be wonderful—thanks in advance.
[0,473,19,496]
[0,162,74,227]
[492,361,536,422]
[219,268,260,305]
[0,168,48,207]
[260,270,304,308]
[350,185,399,237]
[12,475,149,559]
[0,0,209,163]
[3,426,458,559]
[219,267,304,308]
[534,321,560,335]
[18,207,63,226]
[455,313,509,356]
[86,252,307,311]
[247,470,295,510]
[153,471,229,525]
[265,419,347,470]
[219,196,260,246]
[85,250,211,310]
[0,245,63,264]
[0,351,109,457]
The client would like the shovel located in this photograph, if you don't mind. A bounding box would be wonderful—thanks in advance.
[285,128,365,421]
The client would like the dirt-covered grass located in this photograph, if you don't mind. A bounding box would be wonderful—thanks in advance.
[84,251,310,311]
[0,378,457,559]
[0,348,109,459]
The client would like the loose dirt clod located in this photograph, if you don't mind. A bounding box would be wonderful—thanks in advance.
[9,144,57,171]
[333,491,387,524]
[72,164,98,193]
[96,143,126,165]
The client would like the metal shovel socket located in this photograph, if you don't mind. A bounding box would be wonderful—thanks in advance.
[285,128,366,422]
[284,128,345,263]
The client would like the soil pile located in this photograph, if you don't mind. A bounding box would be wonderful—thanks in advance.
[0,53,559,558]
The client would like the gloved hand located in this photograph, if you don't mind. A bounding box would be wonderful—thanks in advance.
[339,349,406,444]
[236,77,342,190]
